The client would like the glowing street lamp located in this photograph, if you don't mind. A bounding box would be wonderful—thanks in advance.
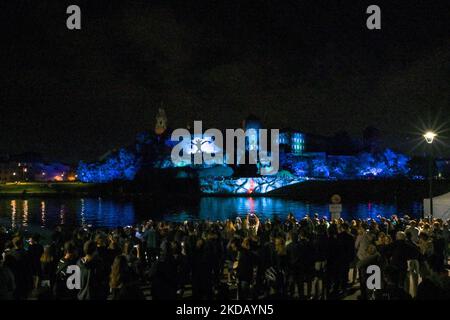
[423,131,437,144]
[424,131,437,218]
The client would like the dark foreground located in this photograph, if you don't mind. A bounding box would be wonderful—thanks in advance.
[1,213,449,300]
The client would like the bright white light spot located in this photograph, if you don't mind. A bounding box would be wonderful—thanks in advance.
[423,131,437,144]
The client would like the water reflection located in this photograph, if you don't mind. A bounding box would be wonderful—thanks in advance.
[60,204,66,225]
[0,197,421,229]
[40,201,46,228]
[80,198,86,227]
[23,200,28,227]
[11,200,16,229]
[158,197,421,222]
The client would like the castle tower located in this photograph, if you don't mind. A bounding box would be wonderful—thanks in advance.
[154,108,167,135]
[243,114,262,151]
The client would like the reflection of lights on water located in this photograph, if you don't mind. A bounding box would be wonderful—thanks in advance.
[41,201,46,227]
[0,197,423,229]
[78,198,135,228]
[60,205,66,225]
[80,198,86,227]
[11,200,16,229]
[98,197,102,218]
[23,200,28,227]
[247,197,255,212]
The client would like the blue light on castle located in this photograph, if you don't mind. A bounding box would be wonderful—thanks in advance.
[76,111,412,193]
[77,149,140,183]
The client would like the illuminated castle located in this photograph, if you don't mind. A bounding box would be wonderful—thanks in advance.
[76,109,411,193]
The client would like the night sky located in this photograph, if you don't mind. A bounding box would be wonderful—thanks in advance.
[0,0,449,163]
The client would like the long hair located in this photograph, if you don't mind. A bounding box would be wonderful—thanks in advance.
[110,255,128,289]
[225,220,236,233]
[40,245,54,264]
[275,237,286,256]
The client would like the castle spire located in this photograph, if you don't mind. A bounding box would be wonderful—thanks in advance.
[155,106,167,135]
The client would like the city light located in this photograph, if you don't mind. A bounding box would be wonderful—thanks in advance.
[423,131,437,144]
[423,131,437,218]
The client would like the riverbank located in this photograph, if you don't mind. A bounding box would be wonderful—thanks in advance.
[0,181,197,202]
[1,179,449,203]
[0,182,100,197]
[269,178,450,202]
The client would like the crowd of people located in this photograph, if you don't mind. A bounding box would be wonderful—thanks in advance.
[0,213,449,300]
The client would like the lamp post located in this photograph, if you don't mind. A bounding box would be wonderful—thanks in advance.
[423,131,436,218]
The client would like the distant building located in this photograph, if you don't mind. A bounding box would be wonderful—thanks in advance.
[0,162,15,182]
[0,152,44,182]
[0,153,74,182]
[278,129,305,155]
[243,114,262,152]
[34,163,74,182]
[436,158,450,179]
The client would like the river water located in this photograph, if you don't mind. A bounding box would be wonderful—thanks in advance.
[0,197,423,230]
